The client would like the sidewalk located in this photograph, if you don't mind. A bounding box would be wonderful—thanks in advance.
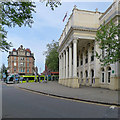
[14,81,119,106]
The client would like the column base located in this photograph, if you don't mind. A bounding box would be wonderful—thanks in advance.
[58,78,79,88]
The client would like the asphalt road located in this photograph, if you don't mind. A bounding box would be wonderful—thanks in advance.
[2,84,119,118]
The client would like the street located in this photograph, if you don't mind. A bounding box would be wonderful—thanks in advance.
[2,84,119,118]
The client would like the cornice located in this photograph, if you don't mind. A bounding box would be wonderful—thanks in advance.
[98,12,120,30]
[7,55,35,59]
[99,2,115,20]
[58,26,97,53]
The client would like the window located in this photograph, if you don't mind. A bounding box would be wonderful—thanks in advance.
[81,54,83,65]
[27,52,30,56]
[81,72,83,78]
[85,70,88,78]
[27,63,29,67]
[40,77,44,80]
[91,47,94,61]
[23,63,25,67]
[85,70,88,83]
[14,57,16,61]
[13,52,17,55]
[23,68,25,72]
[81,71,83,83]
[77,72,79,77]
[20,57,24,61]
[101,68,105,83]
[107,67,111,83]
[14,67,16,72]
[77,56,79,67]
[27,69,29,73]
[14,62,16,66]
[85,50,88,63]
[20,63,23,66]
[27,58,29,62]
[91,69,94,84]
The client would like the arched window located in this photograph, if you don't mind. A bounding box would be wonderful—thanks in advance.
[85,70,88,83]
[91,69,94,84]
[81,54,83,65]
[85,70,88,78]
[77,72,79,77]
[107,67,111,83]
[77,56,79,67]
[91,47,94,61]
[81,71,83,83]
[85,50,88,63]
[101,68,105,83]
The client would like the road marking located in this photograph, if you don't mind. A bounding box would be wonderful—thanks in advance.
[15,86,119,108]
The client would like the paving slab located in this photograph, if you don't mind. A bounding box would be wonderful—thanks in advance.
[11,81,119,105]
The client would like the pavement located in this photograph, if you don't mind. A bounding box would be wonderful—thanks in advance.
[6,81,120,106]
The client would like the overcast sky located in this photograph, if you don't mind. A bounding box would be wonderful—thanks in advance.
[1,1,112,73]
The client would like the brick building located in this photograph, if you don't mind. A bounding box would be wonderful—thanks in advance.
[8,45,35,75]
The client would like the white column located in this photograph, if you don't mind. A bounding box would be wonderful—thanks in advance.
[73,39,77,78]
[59,55,62,79]
[61,53,63,79]
[59,55,60,79]
[63,51,66,79]
[69,44,72,78]
[66,48,68,78]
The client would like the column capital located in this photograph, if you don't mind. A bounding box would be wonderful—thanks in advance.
[69,43,72,48]
[63,50,66,54]
[66,47,69,51]
[73,39,77,44]
[59,55,61,59]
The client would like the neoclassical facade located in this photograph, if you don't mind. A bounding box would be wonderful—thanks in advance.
[58,0,120,90]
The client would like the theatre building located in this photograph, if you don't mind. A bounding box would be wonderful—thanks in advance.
[8,45,35,75]
[58,0,120,90]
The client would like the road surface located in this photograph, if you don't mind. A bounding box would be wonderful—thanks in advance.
[2,84,119,118]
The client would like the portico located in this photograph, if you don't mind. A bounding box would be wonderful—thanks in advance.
[58,0,120,90]
[59,39,78,88]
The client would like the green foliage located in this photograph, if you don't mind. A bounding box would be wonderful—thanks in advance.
[0,64,6,73]
[44,40,59,72]
[45,0,61,10]
[1,1,36,52]
[0,64,9,79]
[0,64,7,78]
[95,20,120,66]
[0,1,61,52]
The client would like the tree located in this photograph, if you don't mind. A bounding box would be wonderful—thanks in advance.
[95,20,120,66]
[0,64,7,79]
[44,40,59,72]
[0,1,61,52]
[0,64,6,73]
